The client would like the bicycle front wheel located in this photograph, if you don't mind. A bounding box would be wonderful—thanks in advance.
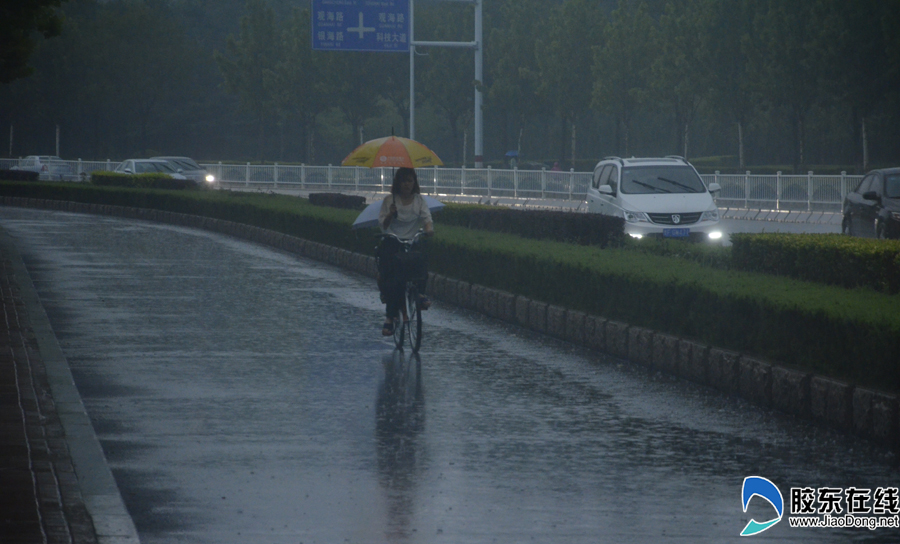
[406,283,423,352]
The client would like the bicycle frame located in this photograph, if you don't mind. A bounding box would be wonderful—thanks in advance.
[377,230,427,352]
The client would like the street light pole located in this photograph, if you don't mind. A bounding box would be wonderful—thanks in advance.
[409,0,415,141]
[473,0,482,167]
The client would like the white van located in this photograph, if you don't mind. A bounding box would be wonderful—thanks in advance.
[586,156,723,241]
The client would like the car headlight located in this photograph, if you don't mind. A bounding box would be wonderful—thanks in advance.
[205,174,215,183]
[700,208,719,222]
[624,210,650,223]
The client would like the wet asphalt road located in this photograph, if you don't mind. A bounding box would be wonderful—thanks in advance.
[1,207,897,544]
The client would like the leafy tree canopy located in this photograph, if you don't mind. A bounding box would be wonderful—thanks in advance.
[0,0,68,84]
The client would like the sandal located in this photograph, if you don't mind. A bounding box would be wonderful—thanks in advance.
[381,321,394,336]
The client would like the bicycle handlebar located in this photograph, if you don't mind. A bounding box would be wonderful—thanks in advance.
[377,229,428,246]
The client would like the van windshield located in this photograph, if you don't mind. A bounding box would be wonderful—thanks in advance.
[621,165,707,194]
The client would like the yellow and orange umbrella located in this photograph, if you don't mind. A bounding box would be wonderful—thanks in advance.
[341,135,443,169]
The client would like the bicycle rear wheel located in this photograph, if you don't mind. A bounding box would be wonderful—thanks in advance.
[406,283,423,352]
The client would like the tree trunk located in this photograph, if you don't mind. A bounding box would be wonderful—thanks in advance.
[517,126,523,157]
[682,122,689,159]
[570,120,576,170]
[862,116,869,172]
[738,120,745,170]
[463,129,468,168]
[559,114,566,165]
[615,115,622,156]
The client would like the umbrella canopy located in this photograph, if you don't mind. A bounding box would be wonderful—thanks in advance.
[342,136,443,169]
[352,195,446,230]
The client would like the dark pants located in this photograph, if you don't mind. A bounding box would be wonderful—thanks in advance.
[376,238,427,320]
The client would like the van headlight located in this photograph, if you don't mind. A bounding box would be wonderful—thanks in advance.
[700,208,719,222]
[624,210,650,223]
[205,174,216,183]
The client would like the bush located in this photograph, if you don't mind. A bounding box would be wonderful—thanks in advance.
[90,171,196,190]
[0,169,39,181]
[308,192,366,210]
[731,233,900,294]
[439,204,625,248]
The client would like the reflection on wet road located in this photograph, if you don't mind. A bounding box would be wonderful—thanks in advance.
[1,207,897,544]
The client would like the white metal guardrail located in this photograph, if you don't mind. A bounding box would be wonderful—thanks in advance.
[2,157,861,213]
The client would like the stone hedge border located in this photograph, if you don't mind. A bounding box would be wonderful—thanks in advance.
[3,196,898,453]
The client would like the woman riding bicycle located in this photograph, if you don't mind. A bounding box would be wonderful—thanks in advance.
[377,167,434,336]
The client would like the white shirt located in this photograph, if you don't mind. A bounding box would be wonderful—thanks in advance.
[379,193,433,240]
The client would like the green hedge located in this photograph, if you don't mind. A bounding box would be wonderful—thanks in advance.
[91,170,197,190]
[437,204,625,248]
[1,181,898,392]
[731,233,900,294]
[0,169,39,182]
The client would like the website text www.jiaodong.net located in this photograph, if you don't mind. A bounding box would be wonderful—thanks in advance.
[789,515,900,530]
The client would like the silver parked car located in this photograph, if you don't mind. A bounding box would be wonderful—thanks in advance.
[152,156,215,185]
[11,155,78,181]
[114,159,188,179]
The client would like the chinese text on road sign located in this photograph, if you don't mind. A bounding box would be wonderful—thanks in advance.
[312,0,409,52]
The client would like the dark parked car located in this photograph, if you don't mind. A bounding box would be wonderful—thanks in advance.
[114,159,188,180]
[842,167,900,239]
[152,156,215,186]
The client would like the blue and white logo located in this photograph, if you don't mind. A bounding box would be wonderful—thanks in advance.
[741,476,784,536]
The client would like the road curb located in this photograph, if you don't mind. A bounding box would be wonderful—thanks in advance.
[0,223,140,544]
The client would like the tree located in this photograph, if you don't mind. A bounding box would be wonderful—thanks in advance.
[317,50,390,148]
[486,0,547,159]
[0,0,67,84]
[215,0,282,158]
[592,1,658,156]
[652,0,710,159]
[268,7,327,162]
[825,0,893,170]
[751,1,832,170]
[699,0,757,168]
[536,0,606,168]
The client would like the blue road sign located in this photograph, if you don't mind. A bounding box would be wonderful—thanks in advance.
[312,0,409,52]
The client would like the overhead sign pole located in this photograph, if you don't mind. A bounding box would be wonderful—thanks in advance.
[409,0,483,168]
[313,0,483,168]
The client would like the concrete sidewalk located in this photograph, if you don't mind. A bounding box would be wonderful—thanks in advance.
[0,227,138,544]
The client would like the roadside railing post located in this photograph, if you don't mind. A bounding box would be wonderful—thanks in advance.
[274,163,279,188]
[541,168,547,199]
[514,167,518,198]
[569,168,574,201]
[487,165,492,198]
[744,171,750,209]
[807,171,813,212]
[841,171,847,200]
[327,164,332,189]
[776,170,781,211]
[245,162,250,187]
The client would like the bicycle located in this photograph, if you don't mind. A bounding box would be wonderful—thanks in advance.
[377,230,428,353]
